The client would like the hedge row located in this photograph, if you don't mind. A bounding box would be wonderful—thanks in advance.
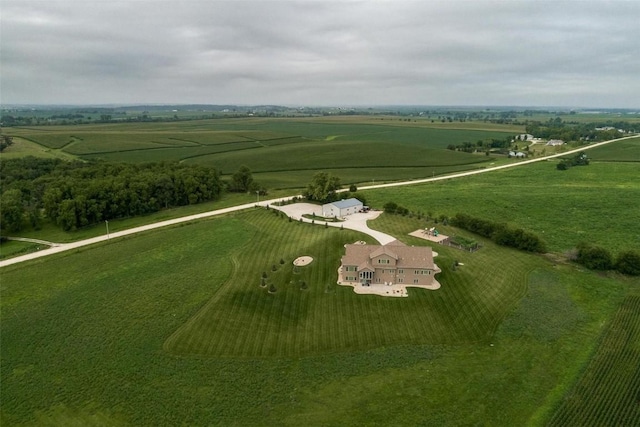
[575,242,640,276]
[451,213,547,253]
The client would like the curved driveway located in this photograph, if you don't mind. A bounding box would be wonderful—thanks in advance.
[273,202,397,245]
[1,134,636,268]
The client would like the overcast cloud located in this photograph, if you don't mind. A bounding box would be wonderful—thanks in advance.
[2,0,639,107]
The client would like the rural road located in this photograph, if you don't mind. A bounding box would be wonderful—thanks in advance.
[1,134,636,268]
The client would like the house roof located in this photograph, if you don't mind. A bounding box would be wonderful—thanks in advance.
[370,245,398,259]
[341,243,435,270]
[325,198,362,209]
[546,139,564,145]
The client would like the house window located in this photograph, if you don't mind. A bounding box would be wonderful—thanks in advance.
[378,259,389,264]
[414,270,420,275]
[413,279,419,284]
[398,278,403,283]
[398,269,404,274]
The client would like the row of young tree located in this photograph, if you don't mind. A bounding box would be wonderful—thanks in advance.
[0,157,226,232]
[450,213,547,253]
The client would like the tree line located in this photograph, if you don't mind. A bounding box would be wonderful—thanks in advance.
[451,213,547,253]
[0,157,225,232]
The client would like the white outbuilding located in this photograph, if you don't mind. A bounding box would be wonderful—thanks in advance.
[322,198,363,217]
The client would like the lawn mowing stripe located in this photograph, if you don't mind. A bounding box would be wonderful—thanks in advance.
[162,209,540,357]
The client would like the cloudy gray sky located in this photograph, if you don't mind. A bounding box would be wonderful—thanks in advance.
[2,0,639,108]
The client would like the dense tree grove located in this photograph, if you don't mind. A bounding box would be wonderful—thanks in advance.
[0,157,223,232]
[525,118,632,143]
[451,213,547,253]
[447,137,512,153]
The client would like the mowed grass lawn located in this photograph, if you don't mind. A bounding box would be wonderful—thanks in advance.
[1,208,633,426]
[165,210,533,357]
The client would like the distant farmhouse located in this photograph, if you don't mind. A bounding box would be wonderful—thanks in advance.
[516,133,534,141]
[509,151,527,158]
[322,198,364,217]
[546,139,565,146]
[340,240,441,288]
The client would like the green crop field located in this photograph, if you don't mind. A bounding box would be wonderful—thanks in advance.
[4,117,516,189]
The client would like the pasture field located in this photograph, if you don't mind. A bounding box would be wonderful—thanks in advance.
[361,159,640,253]
[0,137,77,160]
[585,135,640,161]
[4,117,515,189]
[1,208,635,426]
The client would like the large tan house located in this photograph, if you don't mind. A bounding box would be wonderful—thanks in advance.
[340,241,441,287]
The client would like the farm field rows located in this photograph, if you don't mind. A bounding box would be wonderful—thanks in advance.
[5,117,515,189]
[548,291,640,426]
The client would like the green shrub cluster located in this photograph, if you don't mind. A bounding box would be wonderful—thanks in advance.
[557,151,589,170]
[575,243,640,275]
[383,201,409,215]
[451,213,547,253]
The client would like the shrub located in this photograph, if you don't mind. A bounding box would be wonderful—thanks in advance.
[271,264,277,271]
[615,250,640,275]
[383,202,398,213]
[279,258,285,265]
[576,242,613,270]
[268,284,277,293]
